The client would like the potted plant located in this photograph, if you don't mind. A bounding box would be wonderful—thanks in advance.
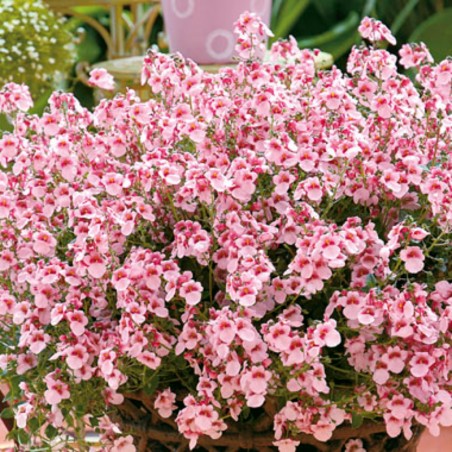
[0,13,451,452]
[161,0,272,64]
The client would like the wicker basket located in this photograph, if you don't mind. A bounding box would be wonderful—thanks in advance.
[112,392,425,452]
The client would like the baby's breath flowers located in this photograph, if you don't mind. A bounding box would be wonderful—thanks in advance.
[0,0,74,99]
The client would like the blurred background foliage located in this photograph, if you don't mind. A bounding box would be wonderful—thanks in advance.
[272,0,452,67]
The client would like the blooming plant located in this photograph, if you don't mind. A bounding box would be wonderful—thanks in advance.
[0,12,451,451]
[0,0,74,100]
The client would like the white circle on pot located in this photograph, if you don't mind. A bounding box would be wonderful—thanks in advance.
[250,0,268,16]
[171,0,195,19]
[206,29,235,61]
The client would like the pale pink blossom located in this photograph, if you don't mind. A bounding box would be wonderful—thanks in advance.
[89,68,115,91]
[154,389,177,418]
[400,246,425,273]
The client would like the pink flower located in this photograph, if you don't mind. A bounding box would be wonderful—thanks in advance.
[240,366,272,406]
[44,378,70,406]
[86,253,107,279]
[273,439,301,452]
[266,323,292,351]
[104,388,124,405]
[66,345,88,370]
[387,395,413,420]
[111,435,136,452]
[194,404,219,431]
[373,95,391,119]
[16,354,37,375]
[28,330,51,354]
[409,352,434,377]
[15,402,33,429]
[112,268,131,291]
[400,246,425,273]
[304,177,323,202]
[358,17,396,45]
[214,317,237,344]
[383,346,407,374]
[32,231,57,257]
[206,168,229,192]
[344,438,366,452]
[88,68,115,91]
[325,89,343,110]
[103,172,125,196]
[136,351,161,369]
[179,281,202,306]
[154,388,177,418]
[67,311,88,336]
[313,320,341,347]
[0,196,12,219]
[399,43,433,69]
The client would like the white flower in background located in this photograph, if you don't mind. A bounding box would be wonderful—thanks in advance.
[0,0,75,99]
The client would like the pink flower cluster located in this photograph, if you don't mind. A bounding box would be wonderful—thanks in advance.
[234,11,273,60]
[0,14,451,451]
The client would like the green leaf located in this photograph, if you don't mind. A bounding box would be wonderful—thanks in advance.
[362,0,377,17]
[365,273,377,286]
[352,412,364,429]
[311,0,337,24]
[0,407,14,419]
[409,8,452,61]
[45,424,58,440]
[28,417,40,433]
[271,0,285,26]
[272,0,310,40]
[144,373,160,395]
[298,12,360,59]
[0,114,13,134]
[16,429,30,445]
[322,30,359,60]
[89,416,100,428]
[29,89,53,116]
[391,0,420,35]
[75,27,104,63]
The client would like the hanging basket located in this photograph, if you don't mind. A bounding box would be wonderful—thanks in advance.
[112,392,425,452]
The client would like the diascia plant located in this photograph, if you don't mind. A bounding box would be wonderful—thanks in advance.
[0,13,451,451]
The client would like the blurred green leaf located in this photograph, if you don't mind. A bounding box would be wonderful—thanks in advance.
[0,114,13,134]
[298,12,360,59]
[391,0,420,34]
[352,413,364,428]
[322,30,359,60]
[272,0,310,40]
[0,407,14,419]
[409,8,452,60]
[362,0,377,17]
[28,417,40,433]
[89,416,99,428]
[16,429,30,445]
[311,0,337,25]
[45,424,58,440]
[74,27,104,63]
[29,89,52,116]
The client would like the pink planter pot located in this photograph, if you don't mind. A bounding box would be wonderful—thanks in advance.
[161,0,272,64]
